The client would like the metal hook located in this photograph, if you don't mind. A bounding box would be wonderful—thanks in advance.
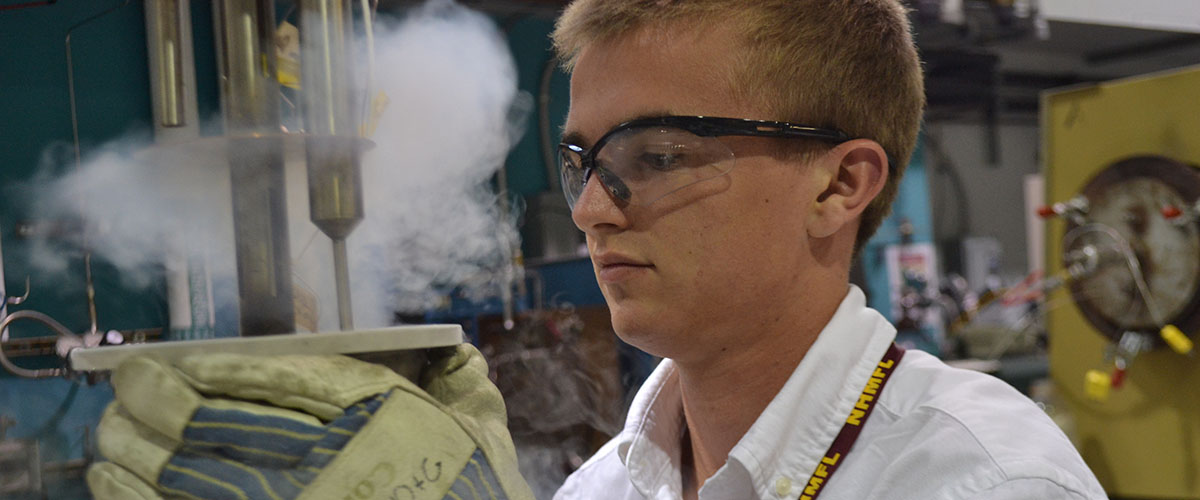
[4,276,30,305]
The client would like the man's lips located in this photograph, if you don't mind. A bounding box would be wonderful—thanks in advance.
[593,253,654,282]
[594,253,652,268]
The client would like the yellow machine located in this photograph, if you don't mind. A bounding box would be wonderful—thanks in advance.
[1044,66,1200,498]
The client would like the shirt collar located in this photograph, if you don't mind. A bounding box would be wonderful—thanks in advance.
[614,285,897,499]
[616,347,685,498]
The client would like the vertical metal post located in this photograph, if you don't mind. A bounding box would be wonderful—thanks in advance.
[214,0,296,336]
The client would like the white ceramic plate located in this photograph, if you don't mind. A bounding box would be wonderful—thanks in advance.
[68,324,463,371]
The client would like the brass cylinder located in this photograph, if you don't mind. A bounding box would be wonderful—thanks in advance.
[301,0,364,240]
[144,0,199,140]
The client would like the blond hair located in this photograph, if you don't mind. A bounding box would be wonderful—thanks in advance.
[552,0,925,254]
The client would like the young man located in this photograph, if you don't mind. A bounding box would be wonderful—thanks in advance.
[550,1,1107,499]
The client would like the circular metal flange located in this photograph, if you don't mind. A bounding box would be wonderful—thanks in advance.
[1064,155,1200,344]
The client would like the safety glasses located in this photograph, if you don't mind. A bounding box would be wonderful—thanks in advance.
[558,116,851,208]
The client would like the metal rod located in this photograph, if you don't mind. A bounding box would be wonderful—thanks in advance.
[67,2,133,324]
[333,238,353,330]
[0,328,162,359]
[496,163,516,329]
[1,229,8,345]
[359,0,375,126]
[538,55,560,192]
[66,0,133,170]
[84,253,97,336]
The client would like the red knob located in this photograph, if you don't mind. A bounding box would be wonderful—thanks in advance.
[1036,205,1058,218]
[1162,205,1184,219]
[1110,365,1126,389]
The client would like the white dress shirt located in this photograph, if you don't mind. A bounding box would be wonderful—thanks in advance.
[554,286,1107,500]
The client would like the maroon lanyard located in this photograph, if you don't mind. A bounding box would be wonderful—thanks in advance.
[799,342,905,500]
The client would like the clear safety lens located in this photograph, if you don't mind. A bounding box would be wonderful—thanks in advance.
[560,126,735,208]
[559,146,587,208]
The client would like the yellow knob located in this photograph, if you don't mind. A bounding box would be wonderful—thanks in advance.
[1160,324,1194,355]
[1084,370,1111,402]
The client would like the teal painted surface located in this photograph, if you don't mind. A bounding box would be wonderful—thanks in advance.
[862,137,936,248]
[501,15,571,198]
[860,135,942,354]
[0,0,167,353]
[495,15,573,260]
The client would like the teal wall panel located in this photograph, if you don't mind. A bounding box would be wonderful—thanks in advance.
[0,0,164,340]
[501,15,570,198]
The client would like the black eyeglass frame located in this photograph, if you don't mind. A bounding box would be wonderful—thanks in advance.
[559,115,856,205]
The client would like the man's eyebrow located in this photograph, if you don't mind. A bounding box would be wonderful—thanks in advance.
[559,111,675,149]
[561,131,588,149]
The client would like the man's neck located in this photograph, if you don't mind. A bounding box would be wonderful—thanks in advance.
[673,285,844,492]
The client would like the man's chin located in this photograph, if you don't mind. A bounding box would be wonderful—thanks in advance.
[609,309,681,358]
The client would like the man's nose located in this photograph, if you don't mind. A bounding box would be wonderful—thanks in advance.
[571,171,630,234]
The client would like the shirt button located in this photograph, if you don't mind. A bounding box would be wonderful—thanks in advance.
[775,477,792,496]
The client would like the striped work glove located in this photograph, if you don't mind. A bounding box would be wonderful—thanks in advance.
[86,344,533,500]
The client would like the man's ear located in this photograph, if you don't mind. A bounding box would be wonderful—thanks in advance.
[807,139,889,238]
